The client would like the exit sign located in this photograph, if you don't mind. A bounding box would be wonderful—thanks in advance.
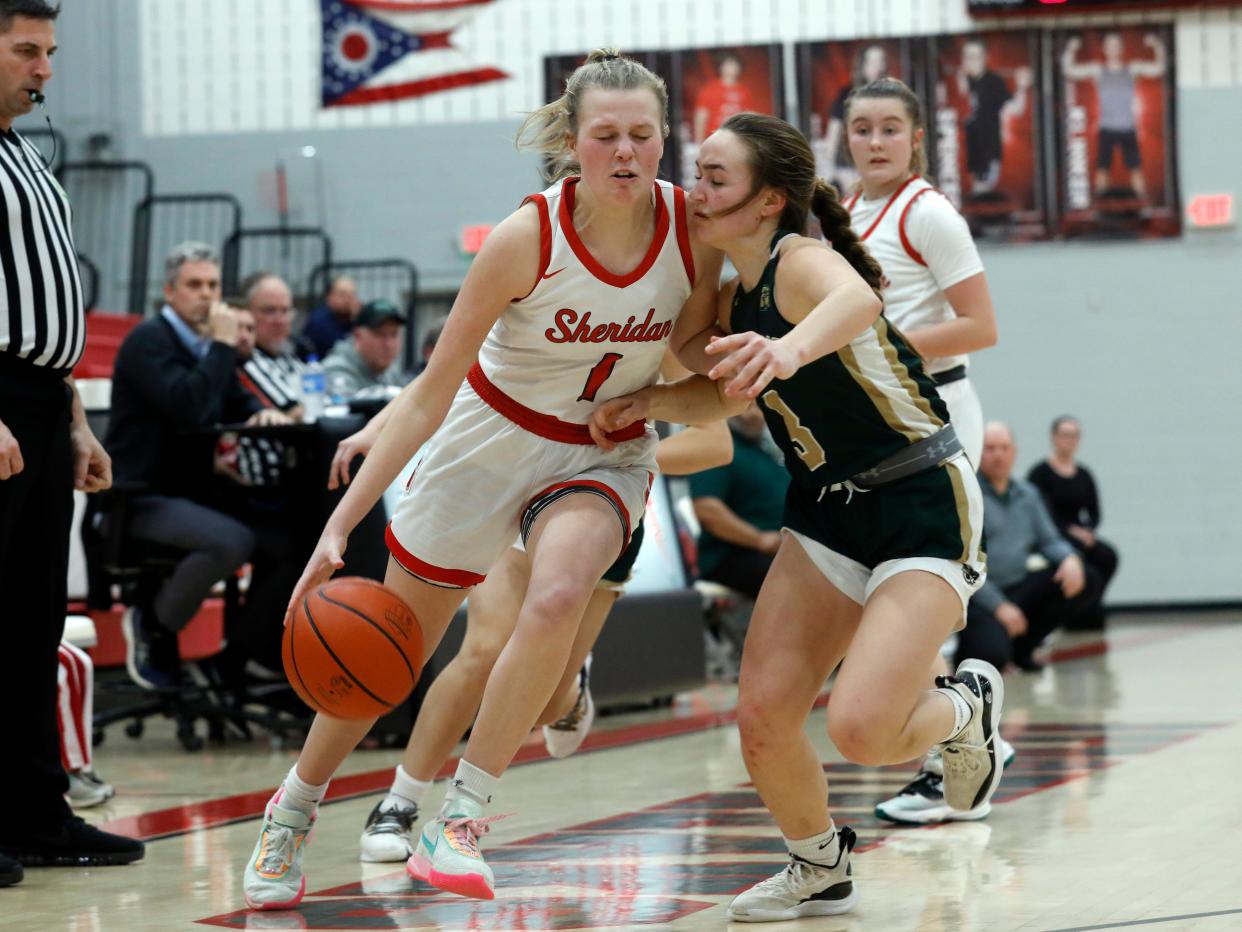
[1186,194,1234,229]
[460,224,494,255]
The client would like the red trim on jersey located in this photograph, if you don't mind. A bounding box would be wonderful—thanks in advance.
[672,186,696,286]
[515,193,552,301]
[237,370,274,408]
[385,524,485,588]
[527,478,632,551]
[858,175,923,241]
[844,191,862,211]
[467,363,646,446]
[897,188,934,267]
[559,177,670,288]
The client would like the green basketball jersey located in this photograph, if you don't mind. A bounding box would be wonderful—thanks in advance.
[729,232,950,487]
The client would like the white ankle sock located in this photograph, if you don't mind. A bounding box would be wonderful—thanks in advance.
[443,759,498,810]
[382,764,431,811]
[281,765,329,815]
[784,821,840,868]
[937,685,974,741]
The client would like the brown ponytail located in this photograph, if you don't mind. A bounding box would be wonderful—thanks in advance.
[719,112,884,297]
[811,180,884,295]
[517,48,669,182]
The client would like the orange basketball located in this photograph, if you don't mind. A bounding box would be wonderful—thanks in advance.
[282,577,423,720]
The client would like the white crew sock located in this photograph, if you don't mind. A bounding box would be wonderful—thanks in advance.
[442,759,499,813]
[281,765,329,815]
[381,764,432,812]
[784,820,840,868]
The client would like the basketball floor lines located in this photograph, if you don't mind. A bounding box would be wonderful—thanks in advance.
[10,615,1242,932]
[195,720,1221,930]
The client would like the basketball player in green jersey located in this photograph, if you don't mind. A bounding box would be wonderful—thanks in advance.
[592,112,1006,923]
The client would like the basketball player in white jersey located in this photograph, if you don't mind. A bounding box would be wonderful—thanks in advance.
[241,49,722,910]
[842,78,1013,826]
[322,357,731,863]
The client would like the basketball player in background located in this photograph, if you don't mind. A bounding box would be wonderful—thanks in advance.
[1061,31,1166,201]
[819,43,888,194]
[241,49,723,910]
[842,78,1014,826]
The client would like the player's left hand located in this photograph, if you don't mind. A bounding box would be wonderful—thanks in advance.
[706,331,800,398]
[70,424,112,493]
[590,394,650,452]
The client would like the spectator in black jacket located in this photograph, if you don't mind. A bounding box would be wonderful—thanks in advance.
[1027,415,1119,629]
[106,242,286,689]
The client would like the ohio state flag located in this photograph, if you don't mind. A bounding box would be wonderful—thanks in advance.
[320,0,507,107]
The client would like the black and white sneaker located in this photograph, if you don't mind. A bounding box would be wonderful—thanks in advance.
[542,654,594,759]
[358,800,418,863]
[938,659,1005,812]
[726,827,858,923]
[875,736,1015,824]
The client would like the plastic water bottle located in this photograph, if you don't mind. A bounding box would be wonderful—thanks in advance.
[300,355,326,422]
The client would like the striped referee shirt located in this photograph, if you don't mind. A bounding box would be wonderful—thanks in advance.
[242,345,305,411]
[0,127,84,371]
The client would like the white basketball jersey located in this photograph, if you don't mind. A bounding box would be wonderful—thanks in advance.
[473,177,695,433]
[847,176,982,375]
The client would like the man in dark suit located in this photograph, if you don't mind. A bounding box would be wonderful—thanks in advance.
[106,242,288,688]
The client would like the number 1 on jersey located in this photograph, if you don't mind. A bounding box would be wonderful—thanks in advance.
[578,352,624,402]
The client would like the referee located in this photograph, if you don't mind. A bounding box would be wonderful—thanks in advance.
[0,0,142,885]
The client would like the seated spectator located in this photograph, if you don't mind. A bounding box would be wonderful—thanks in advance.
[106,242,287,689]
[323,299,411,398]
[234,306,256,362]
[302,274,361,358]
[960,422,1102,673]
[239,272,314,414]
[1027,415,1119,629]
[689,403,789,600]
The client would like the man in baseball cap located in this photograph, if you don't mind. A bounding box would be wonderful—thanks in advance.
[323,299,410,398]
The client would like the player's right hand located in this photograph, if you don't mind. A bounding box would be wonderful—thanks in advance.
[590,394,650,451]
[0,418,23,480]
[207,302,239,346]
[329,424,379,490]
[284,530,347,626]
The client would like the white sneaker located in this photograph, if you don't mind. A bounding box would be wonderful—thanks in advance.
[405,796,503,900]
[359,799,418,862]
[726,827,858,923]
[243,789,315,910]
[542,656,594,759]
[875,736,1015,824]
[66,770,116,809]
[938,659,1005,812]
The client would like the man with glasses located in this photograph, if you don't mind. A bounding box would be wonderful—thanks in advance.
[240,272,314,416]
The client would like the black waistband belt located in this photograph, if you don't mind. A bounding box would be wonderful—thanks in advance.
[849,424,964,490]
[932,365,967,386]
